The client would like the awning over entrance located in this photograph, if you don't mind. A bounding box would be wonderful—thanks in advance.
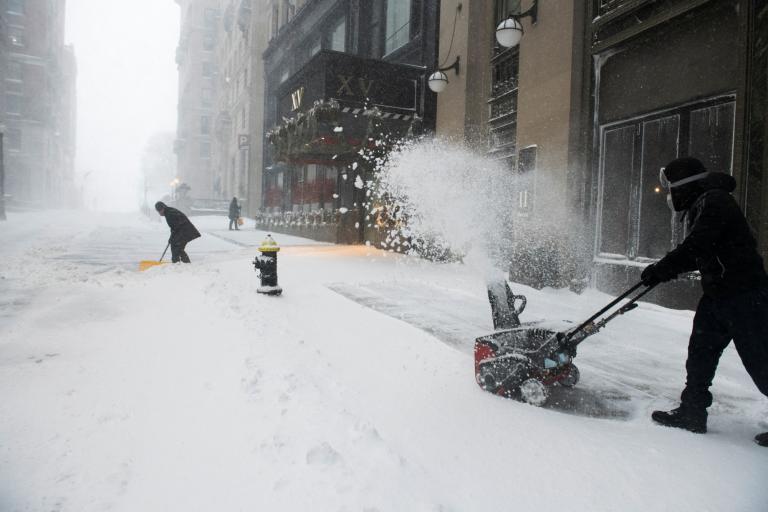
[267,50,425,165]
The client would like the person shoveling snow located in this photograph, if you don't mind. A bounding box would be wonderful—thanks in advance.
[641,157,768,447]
[155,201,201,264]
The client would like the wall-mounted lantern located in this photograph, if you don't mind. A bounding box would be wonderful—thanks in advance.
[428,56,460,93]
[496,0,538,48]
[428,3,463,94]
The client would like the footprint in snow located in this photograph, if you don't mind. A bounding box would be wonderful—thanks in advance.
[240,369,263,397]
[349,421,382,443]
[306,442,341,466]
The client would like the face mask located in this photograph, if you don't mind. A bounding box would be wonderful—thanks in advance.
[659,167,710,212]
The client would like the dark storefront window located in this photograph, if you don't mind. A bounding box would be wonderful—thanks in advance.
[600,124,636,256]
[638,115,680,259]
[285,164,342,211]
[329,17,346,52]
[384,0,411,55]
[598,96,736,261]
[264,172,283,210]
[688,102,735,174]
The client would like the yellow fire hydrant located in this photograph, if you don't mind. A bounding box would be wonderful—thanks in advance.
[253,234,282,295]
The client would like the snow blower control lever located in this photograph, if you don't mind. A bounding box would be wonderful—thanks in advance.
[559,282,655,348]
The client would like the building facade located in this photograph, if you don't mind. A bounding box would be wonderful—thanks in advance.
[210,0,270,216]
[257,0,439,243]
[175,0,220,201]
[175,0,270,216]
[587,0,768,308]
[0,0,77,208]
[435,0,768,307]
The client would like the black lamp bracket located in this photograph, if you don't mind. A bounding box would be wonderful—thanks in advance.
[509,0,538,25]
[438,55,460,76]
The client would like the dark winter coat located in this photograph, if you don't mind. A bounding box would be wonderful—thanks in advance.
[164,206,201,246]
[228,199,241,220]
[654,172,768,297]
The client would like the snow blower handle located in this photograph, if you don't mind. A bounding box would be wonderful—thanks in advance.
[562,282,654,345]
[593,284,656,326]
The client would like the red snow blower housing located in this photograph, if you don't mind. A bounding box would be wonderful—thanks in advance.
[475,281,654,406]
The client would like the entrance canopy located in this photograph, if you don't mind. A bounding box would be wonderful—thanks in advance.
[268,50,425,165]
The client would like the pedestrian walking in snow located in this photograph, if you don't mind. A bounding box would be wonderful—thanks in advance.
[640,157,768,447]
[228,197,241,231]
[155,201,201,263]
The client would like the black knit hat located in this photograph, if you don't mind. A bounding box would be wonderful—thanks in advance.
[154,201,166,212]
[663,157,707,184]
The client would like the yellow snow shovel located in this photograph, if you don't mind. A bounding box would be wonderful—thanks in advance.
[139,243,170,271]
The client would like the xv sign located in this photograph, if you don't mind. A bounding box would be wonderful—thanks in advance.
[336,76,375,98]
[291,86,305,111]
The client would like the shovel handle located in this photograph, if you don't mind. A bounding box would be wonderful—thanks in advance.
[159,243,170,262]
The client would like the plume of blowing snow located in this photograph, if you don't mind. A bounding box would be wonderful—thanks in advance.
[371,139,515,274]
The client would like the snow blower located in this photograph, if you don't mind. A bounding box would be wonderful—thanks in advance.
[139,243,170,271]
[475,281,654,406]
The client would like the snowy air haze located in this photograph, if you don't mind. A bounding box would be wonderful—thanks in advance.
[65,1,179,212]
[2,3,767,511]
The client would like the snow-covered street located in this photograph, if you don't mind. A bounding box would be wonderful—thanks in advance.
[1,211,766,511]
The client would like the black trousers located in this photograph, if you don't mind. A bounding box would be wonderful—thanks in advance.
[171,241,190,263]
[681,287,768,409]
[229,218,239,230]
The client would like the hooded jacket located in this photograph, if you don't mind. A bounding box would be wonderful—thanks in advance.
[162,205,201,246]
[655,171,768,297]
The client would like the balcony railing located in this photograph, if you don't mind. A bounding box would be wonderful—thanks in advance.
[595,0,627,18]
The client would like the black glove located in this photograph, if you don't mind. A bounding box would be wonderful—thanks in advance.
[640,262,677,287]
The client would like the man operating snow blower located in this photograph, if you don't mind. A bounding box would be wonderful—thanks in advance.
[155,201,201,263]
[640,157,768,447]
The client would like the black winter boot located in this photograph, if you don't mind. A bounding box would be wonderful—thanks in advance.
[755,432,768,447]
[651,406,707,434]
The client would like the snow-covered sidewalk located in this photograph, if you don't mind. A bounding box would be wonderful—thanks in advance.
[1,211,766,511]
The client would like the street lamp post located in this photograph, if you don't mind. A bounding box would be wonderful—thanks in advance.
[170,177,180,201]
[427,3,463,94]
